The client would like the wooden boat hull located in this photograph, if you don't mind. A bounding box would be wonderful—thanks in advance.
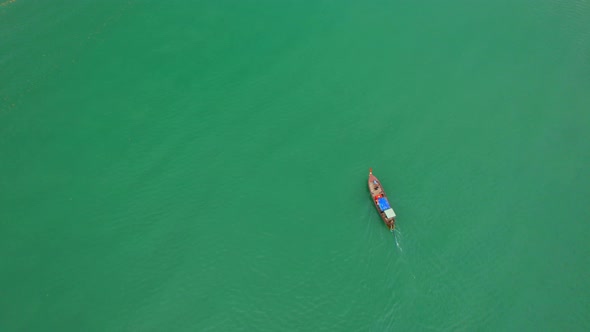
[368,169,396,230]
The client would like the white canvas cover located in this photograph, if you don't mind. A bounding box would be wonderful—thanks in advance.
[384,208,396,219]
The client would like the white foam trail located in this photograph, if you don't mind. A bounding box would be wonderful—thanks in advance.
[393,228,403,252]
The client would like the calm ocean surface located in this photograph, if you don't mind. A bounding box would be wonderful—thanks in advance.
[1,1,589,331]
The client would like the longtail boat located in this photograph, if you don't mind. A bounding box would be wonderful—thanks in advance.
[368,168,396,230]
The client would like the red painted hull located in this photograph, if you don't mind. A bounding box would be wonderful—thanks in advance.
[368,169,395,230]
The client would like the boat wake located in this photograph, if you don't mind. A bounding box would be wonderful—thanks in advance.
[393,226,417,280]
[393,228,403,252]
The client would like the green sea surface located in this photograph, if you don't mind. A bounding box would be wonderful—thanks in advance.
[1,1,589,331]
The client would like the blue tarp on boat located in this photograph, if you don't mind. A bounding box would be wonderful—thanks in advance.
[377,197,391,211]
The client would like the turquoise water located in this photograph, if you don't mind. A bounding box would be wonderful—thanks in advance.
[1,1,589,331]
